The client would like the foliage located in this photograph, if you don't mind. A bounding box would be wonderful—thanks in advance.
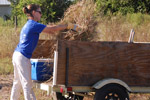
[0,18,14,26]
[126,13,144,26]
[95,0,150,16]
[40,0,73,23]
[8,0,73,23]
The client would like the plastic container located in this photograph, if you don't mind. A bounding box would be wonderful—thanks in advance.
[30,59,53,82]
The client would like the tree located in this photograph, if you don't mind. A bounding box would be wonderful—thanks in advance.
[8,0,73,24]
[95,0,150,16]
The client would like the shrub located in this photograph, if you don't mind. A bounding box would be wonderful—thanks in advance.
[95,0,150,16]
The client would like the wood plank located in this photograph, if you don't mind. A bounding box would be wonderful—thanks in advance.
[56,40,67,85]
[56,40,150,86]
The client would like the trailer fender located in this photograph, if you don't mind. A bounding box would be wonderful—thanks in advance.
[92,78,131,92]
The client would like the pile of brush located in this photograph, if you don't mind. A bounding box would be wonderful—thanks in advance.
[57,0,96,41]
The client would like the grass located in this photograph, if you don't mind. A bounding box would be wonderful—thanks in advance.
[94,15,150,42]
[0,26,20,58]
[0,24,20,75]
[0,57,13,75]
[17,88,52,100]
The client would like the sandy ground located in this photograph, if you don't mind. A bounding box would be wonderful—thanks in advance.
[0,75,13,100]
[1,74,150,100]
[0,74,52,100]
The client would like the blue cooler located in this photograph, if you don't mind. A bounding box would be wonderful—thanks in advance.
[30,59,53,82]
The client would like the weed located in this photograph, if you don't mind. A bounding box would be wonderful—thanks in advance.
[0,57,13,75]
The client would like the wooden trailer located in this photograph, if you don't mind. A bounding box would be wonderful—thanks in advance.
[32,39,150,100]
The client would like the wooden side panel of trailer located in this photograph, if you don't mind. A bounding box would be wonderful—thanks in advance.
[32,40,56,58]
[56,40,150,86]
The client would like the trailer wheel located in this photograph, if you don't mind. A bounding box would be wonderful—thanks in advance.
[71,94,84,100]
[94,84,129,100]
[55,93,83,100]
[54,92,67,100]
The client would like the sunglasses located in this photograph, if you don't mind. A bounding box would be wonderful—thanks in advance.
[36,11,42,14]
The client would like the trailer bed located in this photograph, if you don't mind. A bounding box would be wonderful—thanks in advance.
[56,40,150,87]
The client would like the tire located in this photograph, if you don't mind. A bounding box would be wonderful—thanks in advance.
[71,94,84,100]
[94,84,129,100]
[54,92,84,100]
[0,85,2,89]
[52,92,67,100]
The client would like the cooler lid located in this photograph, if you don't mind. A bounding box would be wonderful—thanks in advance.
[30,58,53,62]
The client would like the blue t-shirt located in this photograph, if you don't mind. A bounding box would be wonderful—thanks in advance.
[15,19,46,59]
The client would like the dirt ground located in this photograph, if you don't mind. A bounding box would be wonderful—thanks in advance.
[0,75,13,100]
[0,74,52,100]
[1,74,150,100]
